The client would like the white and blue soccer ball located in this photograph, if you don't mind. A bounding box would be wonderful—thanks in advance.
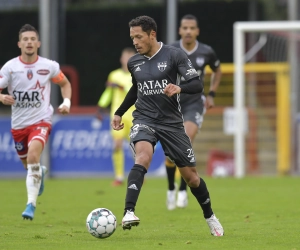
[86,208,117,239]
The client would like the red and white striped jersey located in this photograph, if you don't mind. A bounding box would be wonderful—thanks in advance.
[0,56,64,129]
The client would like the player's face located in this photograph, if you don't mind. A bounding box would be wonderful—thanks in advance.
[130,26,153,56]
[179,19,199,44]
[18,31,41,56]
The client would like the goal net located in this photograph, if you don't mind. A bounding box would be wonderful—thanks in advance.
[232,21,300,177]
[193,21,300,178]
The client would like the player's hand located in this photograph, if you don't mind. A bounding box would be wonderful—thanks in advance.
[0,94,15,105]
[96,112,103,121]
[111,115,124,130]
[58,104,70,115]
[164,83,181,97]
[96,107,105,121]
[205,95,215,109]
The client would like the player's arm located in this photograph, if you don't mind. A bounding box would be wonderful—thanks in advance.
[112,84,137,130]
[114,84,137,117]
[106,81,124,90]
[164,77,203,97]
[51,71,72,115]
[205,65,221,109]
[206,47,222,108]
[97,85,113,120]
[209,66,222,94]
[171,48,203,95]
[0,89,15,105]
[0,67,14,105]
[98,87,113,108]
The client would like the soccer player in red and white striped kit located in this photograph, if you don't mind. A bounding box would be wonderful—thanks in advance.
[0,24,72,220]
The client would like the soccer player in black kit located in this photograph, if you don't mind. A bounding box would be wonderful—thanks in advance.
[165,14,222,210]
[111,15,224,236]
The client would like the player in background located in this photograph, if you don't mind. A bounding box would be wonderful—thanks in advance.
[112,15,224,236]
[165,14,222,210]
[97,47,136,186]
[0,24,72,220]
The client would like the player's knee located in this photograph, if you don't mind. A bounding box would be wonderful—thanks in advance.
[114,139,123,150]
[185,175,200,188]
[135,152,152,167]
[114,145,122,151]
[26,151,40,164]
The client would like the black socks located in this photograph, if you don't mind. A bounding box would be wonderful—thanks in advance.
[179,176,187,191]
[165,165,187,191]
[190,177,213,219]
[124,164,147,214]
[166,165,176,190]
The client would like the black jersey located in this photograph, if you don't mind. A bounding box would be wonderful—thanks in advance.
[128,43,199,131]
[171,40,220,106]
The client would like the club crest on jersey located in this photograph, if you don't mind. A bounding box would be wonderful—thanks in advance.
[196,57,205,66]
[27,69,33,80]
[157,61,167,72]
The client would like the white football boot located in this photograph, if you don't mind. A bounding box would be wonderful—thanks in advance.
[205,214,224,236]
[122,210,140,230]
[38,166,47,196]
[176,190,188,208]
[166,189,176,210]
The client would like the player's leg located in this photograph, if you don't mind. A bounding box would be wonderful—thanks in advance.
[11,127,35,220]
[122,124,156,230]
[164,120,199,210]
[22,123,51,220]
[111,135,124,186]
[122,141,152,229]
[22,139,43,220]
[160,128,223,236]
[110,115,132,186]
[177,101,205,208]
[177,120,199,208]
[20,158,27,169]
[179,166,224,236]
[165,157,176,210]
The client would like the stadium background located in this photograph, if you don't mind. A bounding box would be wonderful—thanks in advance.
[0,0,299,177]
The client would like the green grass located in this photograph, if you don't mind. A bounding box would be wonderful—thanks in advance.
[0,176,299,250]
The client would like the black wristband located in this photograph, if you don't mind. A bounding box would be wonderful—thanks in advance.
[208,91,216,98]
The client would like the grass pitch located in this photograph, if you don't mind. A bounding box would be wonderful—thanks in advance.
[0,176,299,250]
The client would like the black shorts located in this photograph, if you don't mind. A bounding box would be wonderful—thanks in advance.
[181,96,206,128]
[129,123,196,168]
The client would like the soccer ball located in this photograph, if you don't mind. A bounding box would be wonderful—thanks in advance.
[86,208,117,239]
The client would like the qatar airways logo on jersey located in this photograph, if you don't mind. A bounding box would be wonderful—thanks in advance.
[137,79,168,96]
[12,80,45,108]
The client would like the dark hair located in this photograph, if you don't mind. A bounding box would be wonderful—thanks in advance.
[19,24,39,39]
[181,14,199,27]
[129,15,157,35]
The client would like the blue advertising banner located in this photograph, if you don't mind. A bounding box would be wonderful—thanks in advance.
[0,115,166,178]
[0,117,25,177]
[50,115,165,177]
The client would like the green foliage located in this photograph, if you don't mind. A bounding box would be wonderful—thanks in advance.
[0,177,299,250]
